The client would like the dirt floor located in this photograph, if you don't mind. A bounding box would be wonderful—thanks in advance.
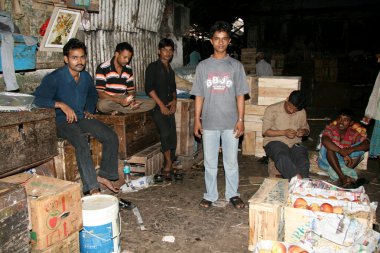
[104,118,380,253]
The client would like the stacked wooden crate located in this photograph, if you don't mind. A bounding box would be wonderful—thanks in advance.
[243,76,301,156]
[246,75,258,104]
[271,53,285,76]
[314,58,338,82]
[241,48,257,74]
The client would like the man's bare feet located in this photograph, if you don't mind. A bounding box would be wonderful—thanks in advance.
[97,176,119,193]
[89,188,101,195]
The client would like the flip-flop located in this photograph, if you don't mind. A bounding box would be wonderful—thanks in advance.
[199,199,212,209]
[229,196,245,209]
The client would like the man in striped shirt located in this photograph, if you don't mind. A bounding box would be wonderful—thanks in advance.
[95,42,154,114]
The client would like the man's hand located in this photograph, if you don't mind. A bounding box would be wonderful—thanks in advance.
[285,129,297,139]
[234,121,244,138]
[194,120,203,138]
[159,104,170,115]
[84,111,94,119]
[296,128,308,137]
[118,95,134,106]
[57,102,77,123]
[167,100,177,114]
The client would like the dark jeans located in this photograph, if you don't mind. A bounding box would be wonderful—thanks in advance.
[264,141,309,179]
[151,107,177,162]
[57,118,119,193]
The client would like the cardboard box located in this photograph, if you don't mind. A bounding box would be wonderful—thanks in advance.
[248,178,289,251]
[0,174,83,250]
[32,231,79,253]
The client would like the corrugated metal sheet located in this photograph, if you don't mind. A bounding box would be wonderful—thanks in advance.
[85,31,160,92]
[85,0,165,91]
[136,0,166,32]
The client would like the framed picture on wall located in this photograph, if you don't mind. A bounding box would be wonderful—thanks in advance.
[66,0,99,13]
[39,7,81,52]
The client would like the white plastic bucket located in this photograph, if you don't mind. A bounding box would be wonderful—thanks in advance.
[79,194,121,253]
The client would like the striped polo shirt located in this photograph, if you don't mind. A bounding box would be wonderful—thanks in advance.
[95,57,134,95]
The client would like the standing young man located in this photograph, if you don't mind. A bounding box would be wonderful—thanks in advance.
[145,38,182,181]
[96,42,155,114]
[190,21,249,209]
[34,38,119,195]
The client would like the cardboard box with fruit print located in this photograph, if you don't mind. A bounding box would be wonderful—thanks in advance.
[253,240,312,253]
[284,178,377,251]
[0,174,83,250]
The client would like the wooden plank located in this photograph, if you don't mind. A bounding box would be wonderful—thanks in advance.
[242,131,255,155]
[258,87,296,98]
[245,104,267,115]
[127,143,163,175]
[248,178,288,251]
[245,121,262,132]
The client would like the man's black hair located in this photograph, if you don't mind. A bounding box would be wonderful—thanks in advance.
[210,21,232,37]
[158,38,175,50]
[63,38,87,57]
[337,108,355,121]
[115,42,134,54]
[288,90,307,110]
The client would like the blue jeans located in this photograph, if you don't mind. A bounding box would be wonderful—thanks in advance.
[57,118,119,193]
[318,145,363,181]
[202,129,240,202]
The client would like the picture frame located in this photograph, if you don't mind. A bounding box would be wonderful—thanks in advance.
[39,7,81,52]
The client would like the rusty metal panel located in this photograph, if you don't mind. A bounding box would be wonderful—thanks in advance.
[136,0,166,32]
[114,0,139,32]
[89,0,114,30]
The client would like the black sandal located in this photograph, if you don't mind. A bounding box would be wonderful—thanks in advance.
[230,196,245,209]
[199,199,212,209]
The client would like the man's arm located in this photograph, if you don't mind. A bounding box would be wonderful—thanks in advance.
[194,96,204,138]
[234,94,245,138]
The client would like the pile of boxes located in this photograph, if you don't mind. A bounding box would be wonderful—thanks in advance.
[0,174,83,252]
[249,177,379,252]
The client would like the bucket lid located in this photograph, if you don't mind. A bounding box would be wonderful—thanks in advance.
[82,194,118,211]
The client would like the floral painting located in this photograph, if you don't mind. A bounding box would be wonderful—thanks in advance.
[40,8,81,52]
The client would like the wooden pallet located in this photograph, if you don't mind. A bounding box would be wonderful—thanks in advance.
[127,143,163,176]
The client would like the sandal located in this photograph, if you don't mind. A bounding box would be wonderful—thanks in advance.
[199,199,212,209]
[230,196,245,209]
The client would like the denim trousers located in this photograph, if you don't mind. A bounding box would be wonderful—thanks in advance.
[202,129,240,202]
[318,145,363,181]
[264,141,310,179]
[57,118,119,193]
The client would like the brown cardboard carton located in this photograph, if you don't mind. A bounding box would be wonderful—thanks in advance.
[0,174,82,250]
[31,231,79,253]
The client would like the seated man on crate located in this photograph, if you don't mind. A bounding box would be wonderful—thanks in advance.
[263,90,310,180]
[33,38,119,195]
[318,109,369,188]
[95,42,155,114]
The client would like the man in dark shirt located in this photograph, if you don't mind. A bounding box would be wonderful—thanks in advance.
[145,38,181,181]
[96,42,155,114]
[33,38,119,195]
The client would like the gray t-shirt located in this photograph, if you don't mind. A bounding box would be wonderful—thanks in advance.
[190,55,249,130]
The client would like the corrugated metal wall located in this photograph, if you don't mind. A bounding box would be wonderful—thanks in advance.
[85,0,166,91]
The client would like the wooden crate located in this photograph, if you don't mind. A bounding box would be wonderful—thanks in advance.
[258,76,301,105]
[175,99,197,156]
[127,142,163,176]
[248,178,289,251]
[94,112,159,159]
[54,136,102,182]
[0,108,58,177]
[242,104,267,156]
[0,181,30,253]
[246,75,258,104]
